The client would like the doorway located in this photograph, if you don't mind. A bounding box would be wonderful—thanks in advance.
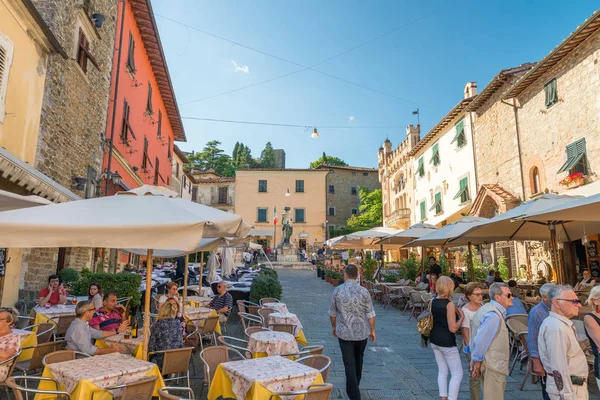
[299,239,307,250]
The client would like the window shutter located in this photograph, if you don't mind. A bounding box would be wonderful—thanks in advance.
[146,82,153,114]
[127,32,136,73]
[167,136,172,159]
[430,143,439,165]
[0,33,14,123]
[157,110,162,138]
[142,137,148,169]
[420,201,426,221]
[418,157,424,176]
[557,138,587,173]
[451,120,465,146]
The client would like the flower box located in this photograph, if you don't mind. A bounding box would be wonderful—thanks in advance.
[559,172,585,188]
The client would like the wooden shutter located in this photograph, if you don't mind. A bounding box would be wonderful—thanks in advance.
[146,82,153,114]
[154,157,160,184]
[218,187,228,204]
[0,33,14,123]
[167,136,172,159]
[157,110,162,138]
[127,32,136,72]
[142,137,148,169]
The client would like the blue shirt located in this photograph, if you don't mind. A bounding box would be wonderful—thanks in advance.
[527,300,550,359]
[506,297,528,316]
[471,300,506,362]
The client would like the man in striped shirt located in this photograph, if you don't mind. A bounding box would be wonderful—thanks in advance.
[209,282,233,324]
[90,293,129,332]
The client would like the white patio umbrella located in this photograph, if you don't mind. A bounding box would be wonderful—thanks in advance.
[207,251,220,283]
[375,223,438,246]
[0,189,53,211]
[329,227,401,249]
[118,184,180,198]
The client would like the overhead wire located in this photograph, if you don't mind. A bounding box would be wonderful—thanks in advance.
[154,7,443,107]
[181,116,405,129]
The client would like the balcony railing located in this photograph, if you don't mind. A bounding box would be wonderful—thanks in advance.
[384,208,411,227]
[211,198,233,206]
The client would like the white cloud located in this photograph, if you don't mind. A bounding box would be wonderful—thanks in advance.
[349,116,355,123]
[231,60,249,74]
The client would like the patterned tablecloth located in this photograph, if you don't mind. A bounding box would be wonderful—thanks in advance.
[101,333,144,356]
[187,286,214,297]
[185,296,213,306]
[47,353,156,393]
[268,312,303,336]
[184,306,213,322]
[262,302,288,313]
[247,331,298,357]
[33,305,76,324]
[221,355,320,400]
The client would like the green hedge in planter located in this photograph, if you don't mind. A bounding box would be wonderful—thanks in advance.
[73,272,142,308]
[259,268,278,279]
[250,274,282,304]
[382,273,399,283]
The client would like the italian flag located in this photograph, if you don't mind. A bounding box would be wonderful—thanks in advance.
[274,206,278,225]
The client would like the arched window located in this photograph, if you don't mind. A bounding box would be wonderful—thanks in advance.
[532,167,540,194]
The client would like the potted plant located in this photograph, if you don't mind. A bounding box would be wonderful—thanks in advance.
[325,269,332,283]
[317,265,322,278]
[331,271,340,287]
[559,172,585,188]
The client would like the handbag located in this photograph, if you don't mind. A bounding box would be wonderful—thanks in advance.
[417,299,434,338]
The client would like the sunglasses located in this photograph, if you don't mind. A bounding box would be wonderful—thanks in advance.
[557,298,582,305]
[499,293,513,298]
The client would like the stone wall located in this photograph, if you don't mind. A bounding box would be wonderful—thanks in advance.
[471,83,524,199]
[20,0,117,295]
[325,168,379,228]
[516,28,600,196]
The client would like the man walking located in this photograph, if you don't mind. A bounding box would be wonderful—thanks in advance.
[329,264,376,400]
[539,285,588,399]
[527,283,555,400]
[470,283,512,399]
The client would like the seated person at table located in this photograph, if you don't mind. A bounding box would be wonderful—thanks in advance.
[0,308,20,382]
[65,301,126,356]
[209,282,233,324]
[158,282,179,307]
[506,280,528,315]
[535,269,547,285]
[89,293,129,332]
[38,275,67,306]
[493,271,504,283]
[149,301,183,369]
[88,282,103,310]
[575,269,595,291]
[165,297,185,335]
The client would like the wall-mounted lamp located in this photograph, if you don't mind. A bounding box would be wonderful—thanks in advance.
[311,128,319,139]
[286,189,291,197]
[101,170,123,186]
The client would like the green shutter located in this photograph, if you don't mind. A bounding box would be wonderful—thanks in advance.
[418,157,424,177]
[430,143,440,165]
[557,138,586,173]
[545,79,558,108]
[450,120,464,145]
[453,177,470,201]
[420,201,426,221]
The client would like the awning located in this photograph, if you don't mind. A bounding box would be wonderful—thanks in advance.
[250,229,274,237]
[0,147,80,202]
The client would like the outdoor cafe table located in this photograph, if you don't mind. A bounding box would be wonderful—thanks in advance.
[186,295,213,307]
[35,353,165,400]
[96,332,144,359]
[187,285,214,297]
[207,355,323,400]
[184,305,222,335]
[13,328,36,361]
[247,331,299,358]
[267,312,307,346]
[262,302,289,313]
[32,304,76,326]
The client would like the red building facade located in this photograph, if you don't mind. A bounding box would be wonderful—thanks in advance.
[102,0,185,195]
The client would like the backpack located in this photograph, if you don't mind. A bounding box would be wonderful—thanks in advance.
[417,299,434,339]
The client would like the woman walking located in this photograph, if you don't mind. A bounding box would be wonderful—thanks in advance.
[584,286,600,388]
[461,282,483,399]
[430,276,465,400]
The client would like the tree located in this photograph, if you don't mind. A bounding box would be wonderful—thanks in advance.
[260,142,276,168]
[346,187,383,228]
[309,154,348,169]
[232,142,240,161]
[186,140,234,177]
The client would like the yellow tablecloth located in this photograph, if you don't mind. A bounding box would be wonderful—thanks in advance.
[34,363,165,400]
[296,329,307,346]
[208,363,323,400]
[14,329,37,361]
[184,308,222,335]
[96,339,144,360]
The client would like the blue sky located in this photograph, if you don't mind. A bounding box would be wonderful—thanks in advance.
[153,1,599,169]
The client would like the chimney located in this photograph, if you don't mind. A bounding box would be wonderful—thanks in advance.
[406,124,420,149]
[464,82,477,99]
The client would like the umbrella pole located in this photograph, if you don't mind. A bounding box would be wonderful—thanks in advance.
[420,246,426,277]
[142,249,153,361]
[183,254,189,307]
[549,225,561,283]
[199,252,204,287]
[468,242,475,283]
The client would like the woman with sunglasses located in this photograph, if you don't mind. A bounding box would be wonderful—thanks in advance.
[461,283,483,400]
[584,285,600,389]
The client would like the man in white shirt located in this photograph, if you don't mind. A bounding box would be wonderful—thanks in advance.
[574,270,595,291]
[538,285,588,399]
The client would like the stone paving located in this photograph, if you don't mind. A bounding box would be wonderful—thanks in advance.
[276,269,600,400]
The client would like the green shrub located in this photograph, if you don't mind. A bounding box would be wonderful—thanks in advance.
[73,272,142,307]
[259,268,278,279]
[402,253,420,281]
[363,253,376,281]
[497,256,509,280]
[250,275,282,303]
[382,273,399,283]
[58,268,80,284]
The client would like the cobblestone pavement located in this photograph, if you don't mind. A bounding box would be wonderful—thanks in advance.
[276,269,600,400]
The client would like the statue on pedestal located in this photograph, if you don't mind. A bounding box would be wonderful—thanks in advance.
[281,219,293,246]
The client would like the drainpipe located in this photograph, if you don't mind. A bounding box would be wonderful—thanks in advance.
[104,0,127,196]
[500,97,527,200]
[468,111,479,191]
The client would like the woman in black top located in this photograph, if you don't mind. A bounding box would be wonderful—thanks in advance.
[430,276,464,400]
[584,286,600,389]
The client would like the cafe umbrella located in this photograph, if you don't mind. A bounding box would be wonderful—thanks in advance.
[375,223,438,275]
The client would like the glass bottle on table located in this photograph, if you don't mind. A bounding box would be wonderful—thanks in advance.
[132,318,138,338]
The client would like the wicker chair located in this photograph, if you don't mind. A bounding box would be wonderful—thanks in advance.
[15,341,64,375]
[189,315,219,351]
[22,322,54,344]
[506,319,528,375]
[401,287,414,314]
[259,298,280,306]
[506,313,529,327]
[216,336,250,358]
[408,291,425,320]
[6,376,70,400]
[517,332,544,390]
[282,345,325,358]
[244,326,271,340]
[296,355,332,382]
[153,294,163,313]
[238,312,263,331]
[199,346,245,398]
[0,350,21,396]
[53,315,76,341]
[269,383,333,400]
[15,316,34,330]
[148,347,193,389]
[258,308,275,327]
[269,323,295,335]
[90,375,158,400]
[158,386,195,400]
[43,350,90,366]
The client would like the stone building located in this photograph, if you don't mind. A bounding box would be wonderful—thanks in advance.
[189,169,235,213]
[0,0,80,306]
[170,145,191,200]
[21,0,118,296]
[315,165,379,237]
[378,125,420,230]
